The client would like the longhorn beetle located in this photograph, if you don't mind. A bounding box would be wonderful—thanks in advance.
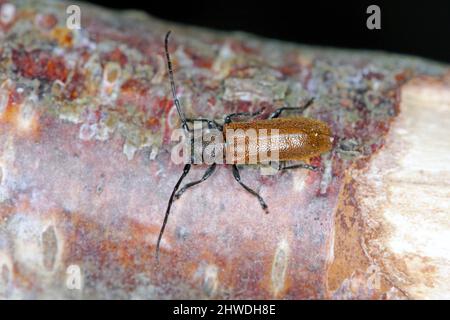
[156,31,333,260]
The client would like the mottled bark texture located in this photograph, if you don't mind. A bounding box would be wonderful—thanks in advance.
[0,0,449,299]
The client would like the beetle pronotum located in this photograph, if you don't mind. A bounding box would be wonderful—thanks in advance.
[155,31,333,260]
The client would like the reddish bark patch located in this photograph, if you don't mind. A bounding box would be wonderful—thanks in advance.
[12,49,68,82]
[183,46,212,69]
[118,78,150,113]
[35,13,58,30]
[102,48,128,67]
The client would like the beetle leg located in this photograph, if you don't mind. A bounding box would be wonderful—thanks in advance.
[269,98,314,119]
[174,163,217,200]
[279,162,319,172]
[186,118,222,130]
[231,164,269,214]
[156,163,191,261]
[224,108,265,124]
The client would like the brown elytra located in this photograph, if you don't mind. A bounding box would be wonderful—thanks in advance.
[223,117,333,164]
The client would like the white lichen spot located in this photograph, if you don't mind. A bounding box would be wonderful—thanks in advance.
[212,42,235,80]
[319,157,333,195]
[16,96,37,132]
[0,79,13,115]
[0,251,13,299]
[94,122,111,141]
[71,27,97,50]
[149,146,159,160]
[167,103,180,129]
[292,170,308,192]
[0,3,16,25]
[0,137,14,202]
[223,78,287,103]
[175,46,194,68]
[59,110,82,124]
[123,140,137,160]
[150,54,166,84]
[271,239,289,297]
[79,123,97,141]
[0,91,8,115]
[203,265,219,297]
[100,62,122,103]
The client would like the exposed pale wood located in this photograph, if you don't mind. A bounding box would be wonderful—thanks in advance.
[352,74,450,299]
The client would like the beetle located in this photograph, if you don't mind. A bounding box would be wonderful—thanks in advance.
[155,31,333,259]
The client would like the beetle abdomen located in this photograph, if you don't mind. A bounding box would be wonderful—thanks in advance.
[223,117,332,164]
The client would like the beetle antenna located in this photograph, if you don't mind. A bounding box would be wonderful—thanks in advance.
[165,31,189,132]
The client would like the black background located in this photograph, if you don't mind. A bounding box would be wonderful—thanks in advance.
[86,0,449,63]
